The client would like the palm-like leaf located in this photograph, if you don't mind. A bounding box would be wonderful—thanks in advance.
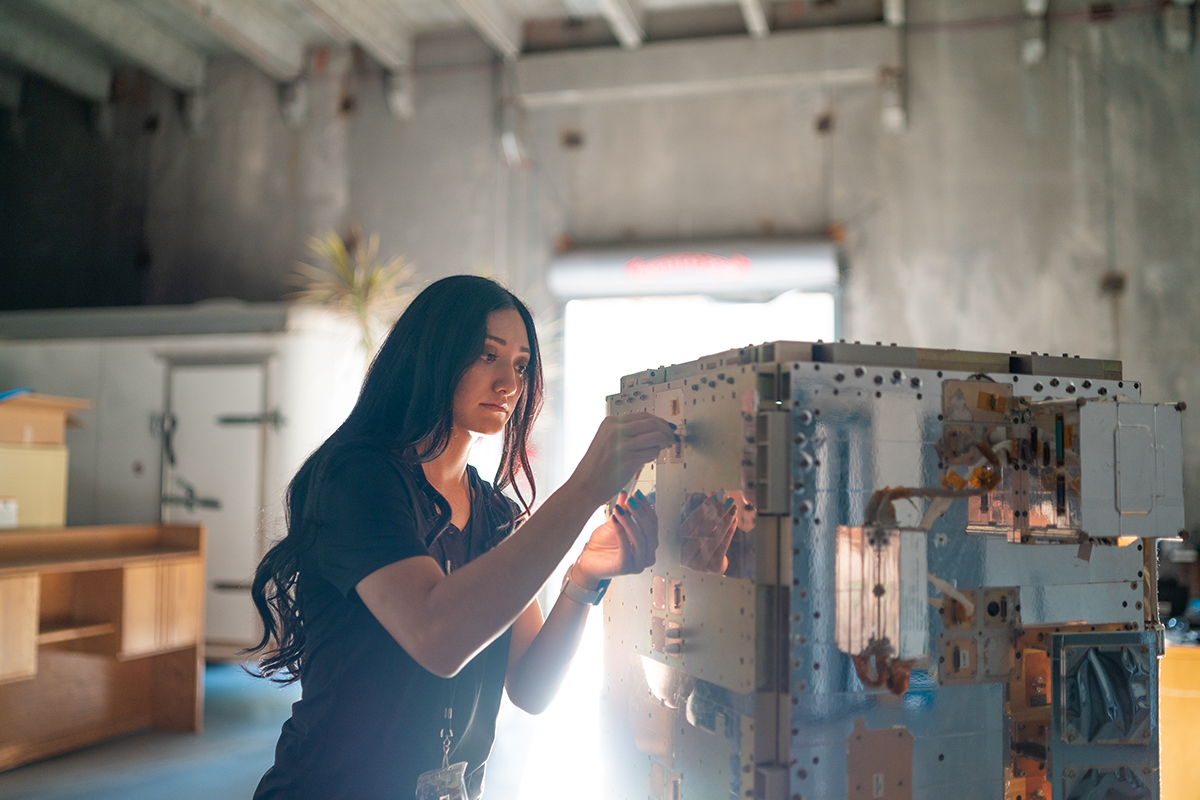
[289,227,419,353]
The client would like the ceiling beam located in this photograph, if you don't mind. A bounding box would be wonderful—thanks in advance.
[165,0,306,81]
[297,0,412,71]
[0,4,111,101]
[32,0,206,92]
[451,0,523,60]
[516,24,899,108]
[597,0,645,49]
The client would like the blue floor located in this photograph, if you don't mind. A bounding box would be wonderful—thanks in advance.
[0,664,300,800]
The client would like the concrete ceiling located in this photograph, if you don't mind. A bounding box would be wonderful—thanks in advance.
[0,0,886,105]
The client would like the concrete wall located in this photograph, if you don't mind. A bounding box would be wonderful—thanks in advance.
[349,31,504,284]
[0,73,152,309]
[137,30,504,300]
[143,50,351,303]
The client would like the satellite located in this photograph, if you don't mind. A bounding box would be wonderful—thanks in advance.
[602,342,1180,800]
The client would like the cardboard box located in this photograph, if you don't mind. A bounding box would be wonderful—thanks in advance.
[0,444,68,527]
[0,391,92,446]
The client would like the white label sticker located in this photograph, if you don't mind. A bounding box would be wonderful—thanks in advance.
[873,772,885,797]
[0,497,17,529]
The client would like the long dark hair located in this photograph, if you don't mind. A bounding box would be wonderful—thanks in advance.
[248,275,544,682]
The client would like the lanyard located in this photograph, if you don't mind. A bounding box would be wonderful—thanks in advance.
[440,559,457,769]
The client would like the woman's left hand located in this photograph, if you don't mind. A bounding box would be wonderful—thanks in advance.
[574,490,657,587]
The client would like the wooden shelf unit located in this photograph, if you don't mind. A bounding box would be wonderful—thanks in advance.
[0,524,205,772]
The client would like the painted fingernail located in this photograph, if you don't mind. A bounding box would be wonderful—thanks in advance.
[668,422,677,429]
[629,496,639,509]
[674,433,681,442]
[615,505,627,515]
[635,490,646,500]
[724,497,734,509]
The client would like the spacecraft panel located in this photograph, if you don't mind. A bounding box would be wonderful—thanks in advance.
[602,342,1181,800]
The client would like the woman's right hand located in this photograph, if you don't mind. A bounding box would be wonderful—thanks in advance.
[568,412,675,507]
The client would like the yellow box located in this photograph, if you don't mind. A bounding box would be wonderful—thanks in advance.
[0,444,68,528]
[1162,646,1200,800]
[0,393,92,446]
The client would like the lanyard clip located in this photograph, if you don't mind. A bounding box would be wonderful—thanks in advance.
[440,707,454,769]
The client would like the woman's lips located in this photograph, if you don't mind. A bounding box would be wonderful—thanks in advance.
[482,403,508,413]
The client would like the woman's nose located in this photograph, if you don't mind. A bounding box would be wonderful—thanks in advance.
[496,366,520,395]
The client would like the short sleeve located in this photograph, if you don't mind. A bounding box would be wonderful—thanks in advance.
[313,447,430,597]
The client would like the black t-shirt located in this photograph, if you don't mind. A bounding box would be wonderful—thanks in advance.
[254,442,520,800]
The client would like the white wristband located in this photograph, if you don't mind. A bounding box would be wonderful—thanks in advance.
[561,568,611,605]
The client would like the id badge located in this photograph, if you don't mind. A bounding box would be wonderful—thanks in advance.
[415,760,468,800]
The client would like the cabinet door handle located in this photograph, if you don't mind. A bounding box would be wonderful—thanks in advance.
[161,478,221,511]
[215,410,285,430]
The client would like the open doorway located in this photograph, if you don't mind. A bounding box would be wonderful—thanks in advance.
[489,289,835,800]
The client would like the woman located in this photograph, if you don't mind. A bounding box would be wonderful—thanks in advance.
[249,275,674,799]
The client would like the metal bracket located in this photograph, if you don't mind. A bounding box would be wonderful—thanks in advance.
[755,764,789,800]
[161,477,221,511]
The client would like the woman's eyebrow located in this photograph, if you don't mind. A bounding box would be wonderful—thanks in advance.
[485,333,531,353]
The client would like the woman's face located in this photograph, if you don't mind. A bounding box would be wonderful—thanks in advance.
[452,308,531,436]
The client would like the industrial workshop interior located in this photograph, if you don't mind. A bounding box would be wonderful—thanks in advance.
[1,0,1199,798]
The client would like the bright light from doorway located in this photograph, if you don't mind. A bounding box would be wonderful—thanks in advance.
[496,290,834,800]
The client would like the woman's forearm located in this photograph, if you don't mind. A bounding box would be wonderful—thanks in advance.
[358,477,600,677]
[505,567,596,713]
